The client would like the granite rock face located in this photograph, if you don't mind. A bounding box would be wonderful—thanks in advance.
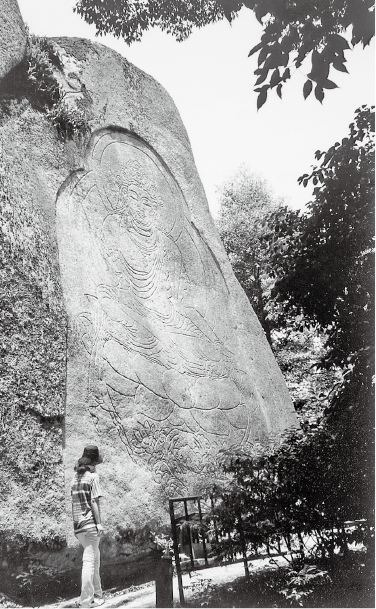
[0,32,298,565]
[0,0,27,80]
[51,38,298,543]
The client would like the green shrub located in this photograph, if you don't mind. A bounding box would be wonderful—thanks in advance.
[26,35,61,110]
[49,92,92,141]
[0,34,91,141]
[206,418,374,571]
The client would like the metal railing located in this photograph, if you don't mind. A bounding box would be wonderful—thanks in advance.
[168,494,369,607]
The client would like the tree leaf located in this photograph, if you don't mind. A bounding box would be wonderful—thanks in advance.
[268,48,284,70]
[303,80,313,99]
[295,42,313,68]
[351,3,375,47]
[257,85,268,110]
[255,1,271,23]
[328,33,351,51]
[322,79,338,90]
[218,0,237,22]
[314,85,324,103]
[255,70,268,86]
[277,83,282,99]
[258,44,271,66]
[308,50,330,84]
[270,68,281,88]
[249,41,263,57]
[332,58,348,73]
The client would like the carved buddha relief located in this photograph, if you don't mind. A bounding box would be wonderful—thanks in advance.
[57,129,270,495]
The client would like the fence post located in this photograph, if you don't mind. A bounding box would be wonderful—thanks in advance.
[169,499,185,607]
[155,555,173,608]
[197,498,209,566]
[183,499,195,569]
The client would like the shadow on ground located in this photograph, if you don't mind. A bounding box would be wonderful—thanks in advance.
[183,552,375,608]
[0,554,160,607]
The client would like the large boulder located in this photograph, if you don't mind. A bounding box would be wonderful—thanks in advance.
[0,0,27,80]
[0,33,298,570]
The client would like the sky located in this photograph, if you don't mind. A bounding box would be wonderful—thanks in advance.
[17,0,375,216]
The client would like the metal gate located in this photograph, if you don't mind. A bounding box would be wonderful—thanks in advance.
[169,494,252,606]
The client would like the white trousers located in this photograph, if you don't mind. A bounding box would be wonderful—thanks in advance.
[76,530,103,607]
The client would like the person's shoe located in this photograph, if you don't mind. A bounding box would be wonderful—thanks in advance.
[78,601,104,608]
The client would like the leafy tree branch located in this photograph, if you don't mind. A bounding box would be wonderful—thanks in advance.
[267,105,374,371]
[74,0,375,107]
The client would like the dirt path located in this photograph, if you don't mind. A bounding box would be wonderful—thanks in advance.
[35,556,288,608]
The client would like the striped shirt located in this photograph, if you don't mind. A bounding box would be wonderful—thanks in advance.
[71,471,102,535]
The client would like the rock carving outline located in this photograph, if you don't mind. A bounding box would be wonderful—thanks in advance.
[57,129,270,493]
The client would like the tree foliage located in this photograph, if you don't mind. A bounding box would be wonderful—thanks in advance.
[74,0,222,41]
[74,0,375,107]
[246,0,375,107]
[216,168,338,417]
[210,423,374,569]
[211,107,374,560]
[216,167,280,343]
[266,105,374,372]
[268,106,374,514]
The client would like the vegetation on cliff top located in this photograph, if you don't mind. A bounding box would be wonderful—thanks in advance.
[0,34,91,142]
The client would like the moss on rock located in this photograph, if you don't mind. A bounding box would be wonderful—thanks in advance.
[0,153,67,550]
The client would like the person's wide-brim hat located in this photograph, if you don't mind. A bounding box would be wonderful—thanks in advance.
[77,445,103,466]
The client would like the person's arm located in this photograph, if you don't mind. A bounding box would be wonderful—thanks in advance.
[91,497,104,534]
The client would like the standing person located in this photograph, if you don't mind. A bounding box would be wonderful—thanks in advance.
[71,445,105,608]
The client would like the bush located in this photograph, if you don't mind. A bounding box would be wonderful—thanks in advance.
[207,421,374,571]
